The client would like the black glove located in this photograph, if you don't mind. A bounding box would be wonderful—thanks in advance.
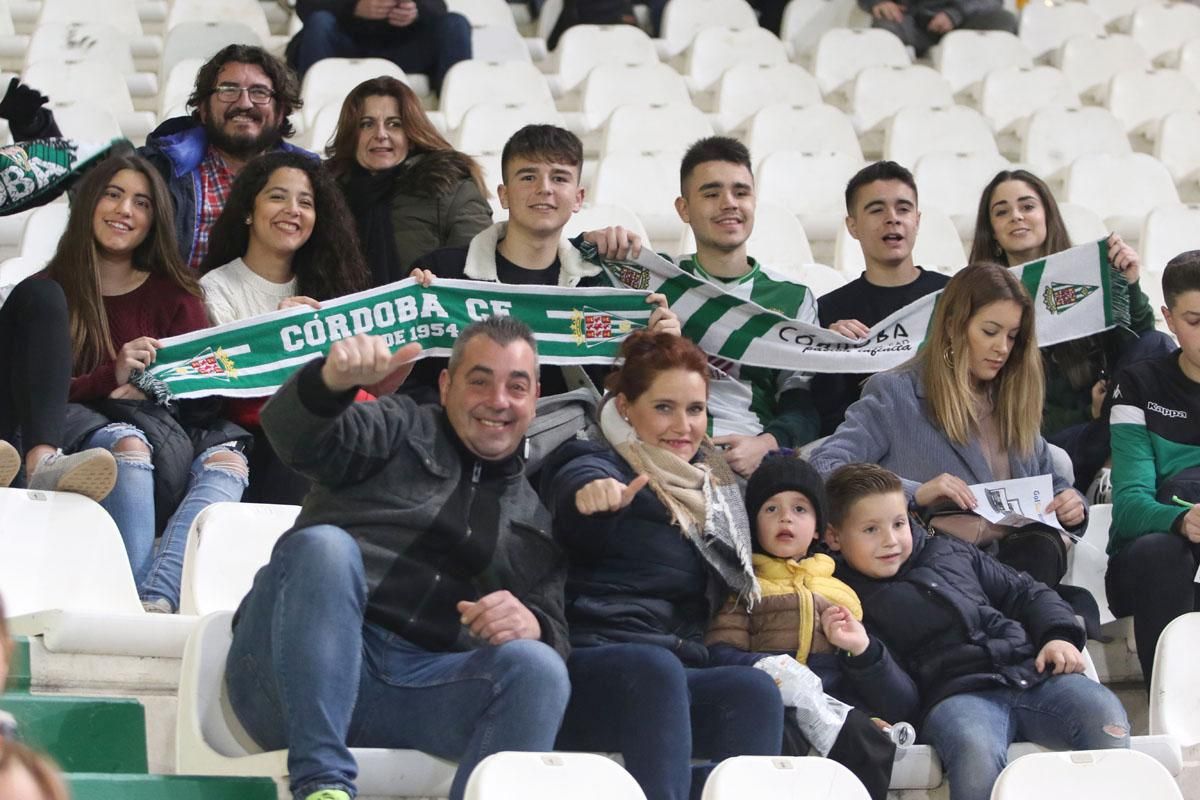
[0,78,59,140]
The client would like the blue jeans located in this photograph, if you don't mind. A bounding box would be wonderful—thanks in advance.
[557,643,784,800]
[224,525,570,800]
[289,10,471,92]
[82,425,247,608]
[922,674,1130,800]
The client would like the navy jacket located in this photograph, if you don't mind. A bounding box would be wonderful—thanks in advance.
[835,524,1085,722]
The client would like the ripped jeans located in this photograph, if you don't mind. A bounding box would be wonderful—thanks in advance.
[81,423,248,610]
[921,673,1130,800]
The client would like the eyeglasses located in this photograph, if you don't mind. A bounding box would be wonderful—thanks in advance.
[211,84,275,105]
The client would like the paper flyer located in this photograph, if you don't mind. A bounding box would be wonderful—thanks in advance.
[966,474,1063,531]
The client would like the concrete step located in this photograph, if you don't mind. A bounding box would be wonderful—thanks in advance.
[69,773,277,800]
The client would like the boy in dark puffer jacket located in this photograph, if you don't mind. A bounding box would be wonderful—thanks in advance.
[825,463,1130,800]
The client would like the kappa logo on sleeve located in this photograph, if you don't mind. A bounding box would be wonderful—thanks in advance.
[1147,401,1188,420]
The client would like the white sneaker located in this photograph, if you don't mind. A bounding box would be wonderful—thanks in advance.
[1086,467,1112,506]
[28,448,118,502]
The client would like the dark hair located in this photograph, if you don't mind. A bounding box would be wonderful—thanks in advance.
[825,463,904,528]
[324,76,487,195]
[199,152,369,300]
[0,740,70,800]
[187,44,302,139]
[500,124,583,183]
[448,316,539,377]
[46,153,200,374]
[1164,250,1200,309]
[968,169,1071,265]
[605,330,709,401]
[844,160,918,214]
[680,136,752,192]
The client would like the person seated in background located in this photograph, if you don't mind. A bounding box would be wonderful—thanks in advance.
[812,161,950,437]
[825,462,1129,800]
[811,264,1087,590]
[200,151,369,505]
[323,76,492,286]
[860,0,1016,57]
[1106,251,1200,690]
[226,318,570,800]
[288,0,470,94]
[139,44,313,270]
[968,169,1175,499]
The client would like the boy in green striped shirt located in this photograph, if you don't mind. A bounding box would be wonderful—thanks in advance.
[1105,250,1200,687]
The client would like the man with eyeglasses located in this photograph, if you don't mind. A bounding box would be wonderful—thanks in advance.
[139,44,316,270]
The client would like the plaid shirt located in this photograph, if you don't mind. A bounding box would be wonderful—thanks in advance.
[188,147,236,270]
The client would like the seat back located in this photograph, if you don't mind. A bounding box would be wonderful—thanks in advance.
[177,611,253,762]
[756,150,865,219]
[746,103,862,165]
[37,0,143,37]
[780,0,857,57]
[441,60,554,129]
[25,21,135,74]
[601,102,712,158]
[580,62,691,130]
[835,206,965,276]
[1106,68,1200,136]
[18,202,70,267]
[561,203,649,244]
[1057,202,1109,243]
[454,101,565,155]
[811,27,910,95]
[849,64,955,133]
[446,0,518,28]
[1155,110,1200,185]
[1063,152,1179,222]
[676,202,816,269]
[991,749,1182,799]
[551,24,658,94]
[701,756,871,800]
[979,65,1078,133]
[1139,203,1200,275]
[300,57,409,126]
[464,752,647,800]
[1129,2,1200,63]
[659,0,758,57]
[713,62,822,133]
[159,57,205,119]
[23,58,135,113]
[1019,1,1105,61]
[1056,34,1151,99]
[1149,612,1200,745]
[883,105,998,166]
[933,29,1032,94]
[161,22,262,82]
[165,0,272,43]
[683,26,788,91]
[1020,106,1131,179]
[1062,503,1116,627]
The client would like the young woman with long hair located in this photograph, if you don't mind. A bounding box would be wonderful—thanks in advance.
[323,76,491,285]
[812,264,1088,588]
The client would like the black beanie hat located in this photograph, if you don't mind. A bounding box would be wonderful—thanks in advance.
[745,451,827,546]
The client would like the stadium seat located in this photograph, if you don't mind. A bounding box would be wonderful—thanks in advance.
[711,62,823,134]
[578,62,691,131]
[991,750,1182,800]
[0,0,26,72]
[561,202,650,244]
[23,58,155,141]
[810,27,910,96]
[755,149,865,242]
[176,611,459,793]
[681,26,788,92]
[676,201,816,269]
[977,65,1078,140]
[1105,68,1200,139]
[745,103,863,166]
[1084,0,1154,28]
[1139,203,1200,275]
[446,0,518,29]
[1062,504,1118,627]
[1179,38,1200,94]
[931,29,1033,96]
[164,0,274,46]
[1058,202,1110,244]
[848,64,955,136]
[592,153,683,245]
[883,105,999,167]
[47,100,124,141]
[778,0,859,58]
[1055,33,1151,101]
[18,201,69,268]
[1019,1,1105,62]
[440,60,555,129]
[835,205,966,276]
[37,0,145,39]
[1155,111,1200,199]
[25,22,139,76]
[471,24,533,63]
[177,502,298,617]
[466,752,646,799]
[658,0,759,57]
[160,22,263,85]
[600,102,712,158]
[1020,106,1132,182]
[299,57,409,127]
[549,24,658,96]
[0,255,41,289]
[454,100,565,154]
[1149,612,1200,747]
[794,263,848,297]
[701,756,870,800]
[1128,2,1200,65]
[158,57,204,119]
[913,151,1012,236]
[300,101,341,153]
[1062,152,1181,241]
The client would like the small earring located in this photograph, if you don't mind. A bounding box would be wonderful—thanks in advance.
[245,216,252,225]
[623,415,630,422]
[943,346,954,367]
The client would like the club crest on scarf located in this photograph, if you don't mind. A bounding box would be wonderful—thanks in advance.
[570,306,642,347]
[1042,282,1099,315]
[173,347,239,382]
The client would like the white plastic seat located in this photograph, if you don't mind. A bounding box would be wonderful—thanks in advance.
[1020,106,1131,180]
[810,27,910,96]
[600,102,712,158]
[836,205,966,275]
[1063,152,1180,241]
[913,151,1012,236]
[454,101,565,155]
[932,30,1033,95]
[591,153,684,245]
[978,65,1079,136]
[160,22,262,84]
[883,105,999,167]
[300,57,409,126]
[25,21,138,75]
[440,60,555,129]
[1149,612,1200,746]
[177,502,299,617]
[0,0,26,71]
[755,150,865,242]
[37,0,144,38]
[23,58,155,140]
[1062,504,1117,627]
[1139,203,1200,275]
[794,263,848,297]
[1155,111,1200,197]
[46,100,123,141]
[578,62,691,131]
[1085,0,1155,28]
[991,750,1182,800]
[561,203,650,244]
[1107,68,1200,139]
[300,102,340,154]
[1055,34,1151,100]
[1179,38,1200,94]
[0,255,41,288]
[1019,1,1106,61]
[550,24,658,95]
[711,62,822,133]
[659,0,759,57]
[701,756,869,800]
[779,0,858,57]
[470,24,532,63]
[1058,202,1110,244]
[676,202,816,269]
[745,103,863,166]
[164,0,273,46]
[176,611,458,792]
[1128,2,1200,64]
[446,0,518,29]
[18,202,69,268]
[848,64,955,135]
[681,26,788,92]
[158,57,204,119]
[466,752,646,799]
